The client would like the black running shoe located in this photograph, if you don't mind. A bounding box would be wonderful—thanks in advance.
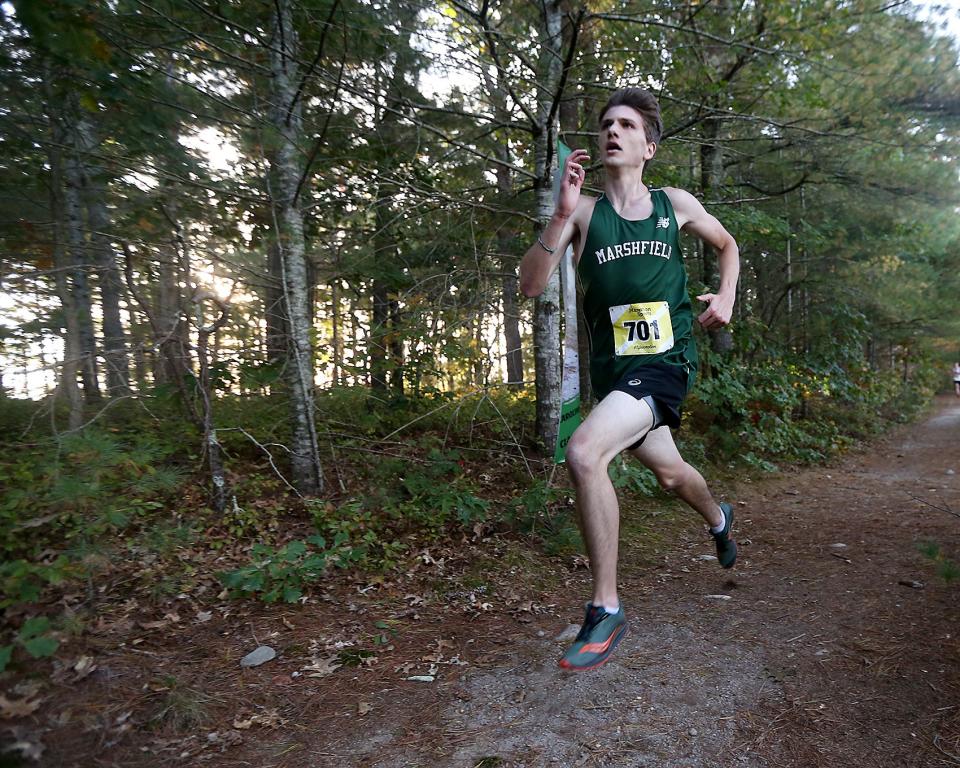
[713,502,737,569]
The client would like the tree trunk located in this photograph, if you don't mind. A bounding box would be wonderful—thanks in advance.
[699,115,734,355]
[62,148,101,403]
[195,294,230,513]
[47,142,83,429]
[389,296,403,394]
[76,117,130,395]
[268,0,323,494]
[155,196,186,385]
[265,243,288,364]
[489,70,523,386]
[331,277,341,386]
[532,0,564,454]
[368,6,416,396]
[370,279,389,391]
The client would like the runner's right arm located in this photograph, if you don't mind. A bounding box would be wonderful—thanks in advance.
[519,149,589,298]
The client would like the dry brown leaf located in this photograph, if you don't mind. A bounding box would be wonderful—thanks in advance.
[73,656,97,681]
[12,682,42,699]
[138,620,168,630]
[233,709,286,730]
[357,702,372,716]
[302,656,341,677]
[0,694,43,719]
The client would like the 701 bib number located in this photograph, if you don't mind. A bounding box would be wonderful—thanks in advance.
[622,319,662,342]
[609,301,674,356]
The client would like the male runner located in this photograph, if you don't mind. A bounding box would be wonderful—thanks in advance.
[519,87,740,672]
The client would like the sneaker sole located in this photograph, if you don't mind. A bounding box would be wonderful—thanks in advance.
[558,623,628,673]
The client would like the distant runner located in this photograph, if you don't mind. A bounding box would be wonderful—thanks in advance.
[953,361,960,397]
[519,88,741,672]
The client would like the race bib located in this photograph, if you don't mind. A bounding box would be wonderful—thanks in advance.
[609,301,674,356]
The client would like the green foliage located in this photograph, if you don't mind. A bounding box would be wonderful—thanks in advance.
[505,480,581,556]
[219,537,337,604]
[0,556,75,609]
[0,615,61,673]
[918,541,959,583]
[688,355,936,469]
[0,422,187,615]
[608,456,661,496]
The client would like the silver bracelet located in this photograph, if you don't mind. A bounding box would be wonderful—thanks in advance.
[537,236,556,254]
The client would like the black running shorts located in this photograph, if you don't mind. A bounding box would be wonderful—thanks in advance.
[608,362,688,449]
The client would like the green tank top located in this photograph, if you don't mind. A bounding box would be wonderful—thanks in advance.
[577,189,698,399]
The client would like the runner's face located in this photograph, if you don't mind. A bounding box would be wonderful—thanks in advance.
[599,106,656,169]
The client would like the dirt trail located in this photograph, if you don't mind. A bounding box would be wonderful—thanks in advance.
[20,400,960,768]
[320,397,960,768]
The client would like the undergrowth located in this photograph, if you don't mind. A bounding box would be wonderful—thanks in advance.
[0,353,941,658]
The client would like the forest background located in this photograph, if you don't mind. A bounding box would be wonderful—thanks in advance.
[0,0,959,672]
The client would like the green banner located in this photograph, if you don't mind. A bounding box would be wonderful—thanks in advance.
[554,393,581,463]
[554,138,581,463]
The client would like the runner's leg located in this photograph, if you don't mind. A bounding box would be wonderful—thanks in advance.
[628,427,723,527]
[565,391,656,609]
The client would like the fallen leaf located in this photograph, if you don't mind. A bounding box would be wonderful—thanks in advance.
[12,682,42,699]
[357,702,371,715]
[232,709,286,730]
[302,656,341,677]
[0,694,42,719]
[138,620,168,631]
[195,611,213,623]
[73,656,97,681]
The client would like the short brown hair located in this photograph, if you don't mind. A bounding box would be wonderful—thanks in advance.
[598,88,663,146]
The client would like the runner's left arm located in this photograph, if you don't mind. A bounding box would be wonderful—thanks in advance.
[665,188,740,330]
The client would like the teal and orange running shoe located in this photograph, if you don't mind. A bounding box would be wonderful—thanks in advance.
[558,604,628,672]
[713,502,737,569]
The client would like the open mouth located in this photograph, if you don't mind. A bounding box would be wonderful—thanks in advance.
[606,143,622,152]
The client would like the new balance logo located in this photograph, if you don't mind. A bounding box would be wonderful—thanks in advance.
[657,217,670,229]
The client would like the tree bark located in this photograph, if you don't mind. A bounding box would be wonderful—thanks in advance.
[532,0,564,454]
[62,144,101,403]
[155,196,187,386]
[488,69,523,385]
[76,116,130,394]
[268,0,323,494]
[47,142,84,429]
[699,115,734,355]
